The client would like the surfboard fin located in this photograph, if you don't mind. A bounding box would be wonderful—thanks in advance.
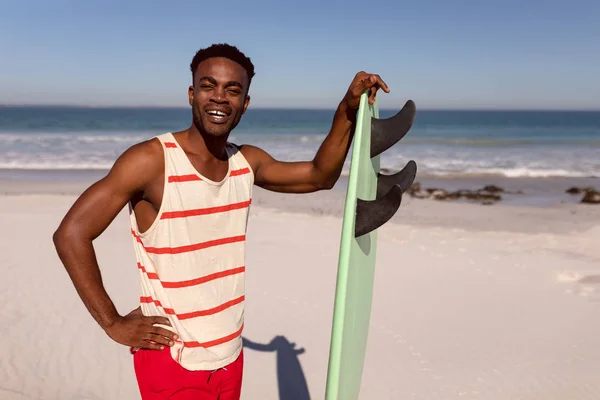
[355,184,403,237]
[376,160,418,199]
[370,100,416,158]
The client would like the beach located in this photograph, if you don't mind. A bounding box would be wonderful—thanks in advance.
[2,176,600,399]
[1,105,599,399]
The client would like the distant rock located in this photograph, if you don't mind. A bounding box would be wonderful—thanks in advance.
[430,189,449,200]
[407,183,429,199]
[566,186,595,195]
[444,191,463,200]
[405,182,599,205]
[564,186,600,204]
[462,192,502,202]
[406,182,504,204]
[482,185,504,193]
[581,190,600,204]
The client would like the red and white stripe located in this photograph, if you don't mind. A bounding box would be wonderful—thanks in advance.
[129,132,254,371]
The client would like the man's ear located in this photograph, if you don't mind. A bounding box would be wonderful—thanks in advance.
[188,85,194,106]
[242,95,251,114]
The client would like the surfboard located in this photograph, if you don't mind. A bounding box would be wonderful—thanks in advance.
[325,91,417,400]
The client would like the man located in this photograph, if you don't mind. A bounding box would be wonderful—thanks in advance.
[53,43,389,399]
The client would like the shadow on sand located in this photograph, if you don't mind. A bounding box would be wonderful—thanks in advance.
[243,336,311,400]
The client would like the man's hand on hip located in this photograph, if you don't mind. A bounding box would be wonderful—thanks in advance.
[104,307,178,351]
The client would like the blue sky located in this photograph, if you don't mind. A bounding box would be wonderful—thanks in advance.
[1,0,599,110]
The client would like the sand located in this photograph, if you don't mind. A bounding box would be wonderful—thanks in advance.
[1,183,600,399]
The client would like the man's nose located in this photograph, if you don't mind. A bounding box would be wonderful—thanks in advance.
[211,87,227,103]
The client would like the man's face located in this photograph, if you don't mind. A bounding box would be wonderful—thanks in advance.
[188,57,250,139]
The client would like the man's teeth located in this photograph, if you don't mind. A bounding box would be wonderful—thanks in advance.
[207,111,227,117]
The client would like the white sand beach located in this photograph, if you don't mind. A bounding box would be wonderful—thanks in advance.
[2,183,600,399]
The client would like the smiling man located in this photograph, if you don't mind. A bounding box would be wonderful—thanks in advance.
[53,43,389,399]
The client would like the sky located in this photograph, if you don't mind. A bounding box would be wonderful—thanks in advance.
[1,0,599,110]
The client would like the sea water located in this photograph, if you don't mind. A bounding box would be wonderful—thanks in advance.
[1,106,598,179]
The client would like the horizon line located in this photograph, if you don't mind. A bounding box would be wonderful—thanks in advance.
[1,103,600,112]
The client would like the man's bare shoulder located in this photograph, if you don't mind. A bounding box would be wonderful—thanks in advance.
[108,137,164,184]
[126,137,163,162]
[237,143,271,162]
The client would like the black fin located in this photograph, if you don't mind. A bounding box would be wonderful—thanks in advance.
[376,160,418,198]
[355,185,403,237]
[370,100,416,158]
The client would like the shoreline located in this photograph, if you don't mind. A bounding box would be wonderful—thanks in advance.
[3,183,599,236]
[1,168,598,208]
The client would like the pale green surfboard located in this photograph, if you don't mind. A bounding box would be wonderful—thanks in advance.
[325,91,417,400]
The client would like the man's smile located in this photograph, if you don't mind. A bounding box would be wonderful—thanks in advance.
[205,108,231,124]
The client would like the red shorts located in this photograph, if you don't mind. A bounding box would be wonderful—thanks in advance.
[133,348,244,399]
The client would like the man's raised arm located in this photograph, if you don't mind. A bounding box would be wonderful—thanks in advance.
[242,72,389,193]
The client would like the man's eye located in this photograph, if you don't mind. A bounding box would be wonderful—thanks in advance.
[200,84,212,89]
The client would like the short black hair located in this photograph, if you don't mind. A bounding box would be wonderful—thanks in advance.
[190,43,256,86]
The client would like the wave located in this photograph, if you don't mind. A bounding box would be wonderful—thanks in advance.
[0,162,113,170]
[1,162,597,179]
[422,168,598,179]
[398,137,600,147]
[3,158,594,179]
[0,132,151,144]
[339,167,598,179]
[0,130,598,179]
[1,130,598,147]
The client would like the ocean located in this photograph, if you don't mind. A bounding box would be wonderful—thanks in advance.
[0,106,599,180]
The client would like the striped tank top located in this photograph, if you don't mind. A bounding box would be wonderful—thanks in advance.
[128,132,253,371]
